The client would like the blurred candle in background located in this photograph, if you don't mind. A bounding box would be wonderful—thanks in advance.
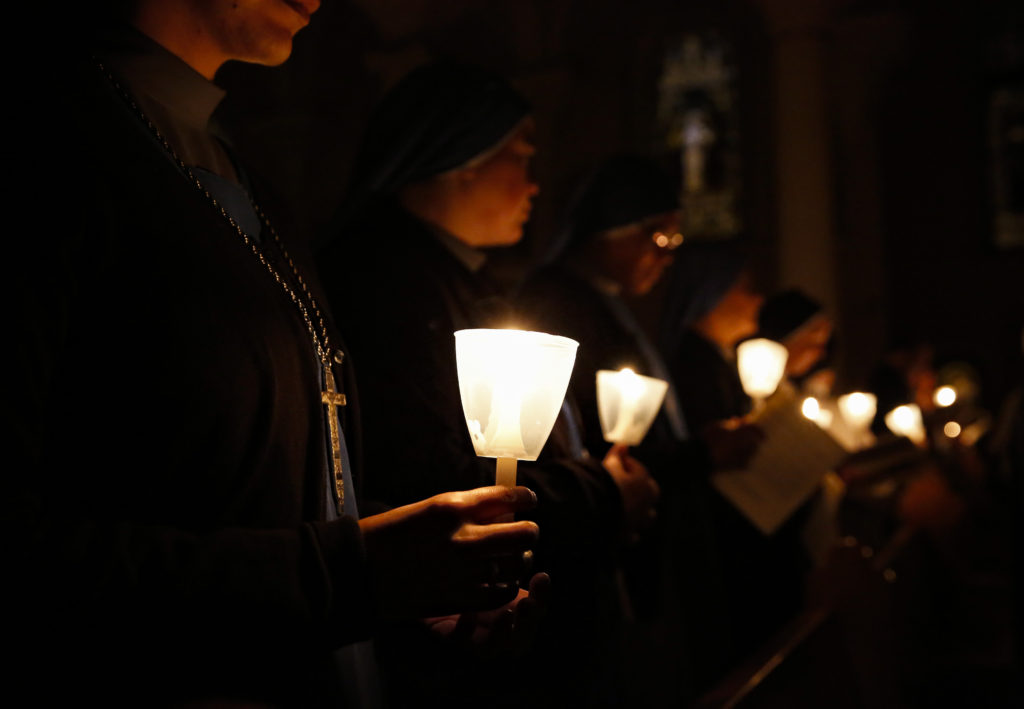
[736,337,789,411]
[597,368,669,445]
[933,385,957,408]
[885,403,926,446]
[837,391,877,449]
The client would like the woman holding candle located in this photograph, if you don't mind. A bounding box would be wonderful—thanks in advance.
[3,5,556,707]
[756,288,836,398]
[316,59,654,708]
[660,241,821,688]
[519,155,775,703]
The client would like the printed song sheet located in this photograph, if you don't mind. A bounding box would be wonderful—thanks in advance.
[712,391,848,535]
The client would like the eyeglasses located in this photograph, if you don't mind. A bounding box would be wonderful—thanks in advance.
[651,230,684,251]
[600,219,685,251]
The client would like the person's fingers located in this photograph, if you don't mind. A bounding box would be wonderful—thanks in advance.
[469,552,529,586]
[648,476,661,500]
[451,485,538,522]
[526,571,551,604]
[520,549,534,583]
[607,443,629,460]
[466,582,521,612]
[450,610,477,646]
[622,455,650,477]
[511,594,544,655]
[454,520,539,557]
[487,607,515,652]
[603,448,625,477]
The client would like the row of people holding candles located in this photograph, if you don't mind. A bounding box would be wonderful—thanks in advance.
[458,329,948,485]
[315,59,986,707]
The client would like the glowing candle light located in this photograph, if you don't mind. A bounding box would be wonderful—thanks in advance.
[943,421,961,438]
[884,404,926,446]
[455,329,578,487]
[933,386,957,408]
[596,368,669,446]
[801,396,833,428]
[837,391,877,448]
[736,338,789,410]
[801,396,821,420]
[838,392,877,430]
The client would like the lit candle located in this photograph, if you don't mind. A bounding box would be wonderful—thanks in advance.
[801,396,833,429]
[455,329,579,487]
[933,386,957,408]
[837,391,877,448]
[596,368,669,446]
[736,338,789,411]
[838,392,876,430]
[801,396,821,420]
[884,404,926,446]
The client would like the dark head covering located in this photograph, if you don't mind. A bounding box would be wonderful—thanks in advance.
[757,289,823,342]
[560,155,680,253]
[347,59,531,203]
[658,239,750,353]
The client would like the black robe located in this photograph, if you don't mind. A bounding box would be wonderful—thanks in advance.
[668,329,811,689]
[519,265,744,705]
[2,50,372,707]
[317,204,627,707]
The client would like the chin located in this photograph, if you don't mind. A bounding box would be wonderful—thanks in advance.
[252,39,294,66]
[235,24,296,66]
[493,226,524,246]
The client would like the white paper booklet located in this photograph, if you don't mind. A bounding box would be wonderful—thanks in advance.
[711,389,849,535]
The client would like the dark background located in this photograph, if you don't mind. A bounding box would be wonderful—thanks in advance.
[217,0,1024,414]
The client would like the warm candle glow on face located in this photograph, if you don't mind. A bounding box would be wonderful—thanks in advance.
[934,386,957,408]
[596,368,669,445]
[736,338,789,400]
[885,404,926,445]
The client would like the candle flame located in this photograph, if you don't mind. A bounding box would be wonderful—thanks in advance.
[885,404,926,445]
[934,386,957,407]
[838,392,876,429]
[801,397,821,420]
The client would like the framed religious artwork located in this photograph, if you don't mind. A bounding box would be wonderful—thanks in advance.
[655,31,743,240]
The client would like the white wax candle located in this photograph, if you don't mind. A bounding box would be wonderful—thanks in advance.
[606,368,644,441]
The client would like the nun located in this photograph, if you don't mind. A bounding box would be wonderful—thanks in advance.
[316,59,650,709]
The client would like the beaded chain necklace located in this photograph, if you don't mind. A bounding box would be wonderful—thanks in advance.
[97,59,347,514]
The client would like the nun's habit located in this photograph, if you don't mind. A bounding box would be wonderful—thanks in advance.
[660,241,754,433]
[520,155,750,705]
[660,243,815,689]
[316,60,627,709]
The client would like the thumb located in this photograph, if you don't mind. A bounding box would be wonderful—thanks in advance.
[607,443,629,459]
[459,485,538,522]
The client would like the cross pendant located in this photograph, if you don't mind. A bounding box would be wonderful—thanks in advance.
[321,365,347,516]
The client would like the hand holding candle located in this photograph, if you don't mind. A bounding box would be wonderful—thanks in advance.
[359,485,541,619]
[603,443,660,543]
